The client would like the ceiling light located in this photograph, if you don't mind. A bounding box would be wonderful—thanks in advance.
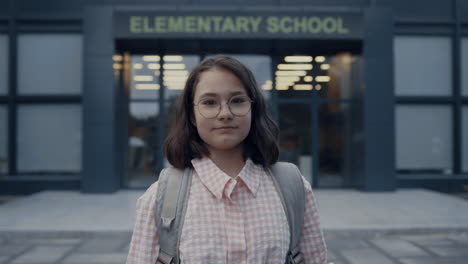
[142,55,160,61]
[284,56,313,62]
[133,75,154,82]
[315,56,326,63]
[315,76,330,82]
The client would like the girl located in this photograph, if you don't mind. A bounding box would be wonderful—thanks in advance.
[126,55,327,264]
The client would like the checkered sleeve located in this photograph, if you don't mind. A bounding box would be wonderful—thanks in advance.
[299,176,327,264]
[126,182,160,264]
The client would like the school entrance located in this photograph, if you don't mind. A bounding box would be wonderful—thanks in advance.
[81,7,394,192]
[114,37,364,189]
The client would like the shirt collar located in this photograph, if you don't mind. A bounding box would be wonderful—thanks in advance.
[191,157,263,199]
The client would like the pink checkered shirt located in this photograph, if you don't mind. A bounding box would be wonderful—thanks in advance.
[126,157,327,264]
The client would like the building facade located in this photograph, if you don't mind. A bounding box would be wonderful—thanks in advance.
[0,0,467,194]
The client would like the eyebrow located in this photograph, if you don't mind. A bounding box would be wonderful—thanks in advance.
[198,91,246,98]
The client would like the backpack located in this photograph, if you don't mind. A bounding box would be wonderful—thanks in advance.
[154,162,305,264]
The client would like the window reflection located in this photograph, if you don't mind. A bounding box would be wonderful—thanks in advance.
[278,104,312,184]
[128,102,159,187]
[130,55,160,100]
[318,103,355,187]
[0,35,8,95]
[0,106,7,174]
[163,55,199,100]
[275,53,359,100]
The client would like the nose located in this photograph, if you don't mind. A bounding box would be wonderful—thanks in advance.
[217,102,233,119]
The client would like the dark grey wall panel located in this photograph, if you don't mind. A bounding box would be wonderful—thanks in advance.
[82,123,118,192]
[461,0,468,22]
[0,0,8,15]
[376,0,453,20]
[192,0,275,5]
[82,6,119,192]
[280,0,369,7]
[363,8,395,191]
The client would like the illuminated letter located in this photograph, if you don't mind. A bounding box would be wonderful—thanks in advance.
[266,16,279,33]
[211,16,223,32]
[198,16,211,33]
[222,17,237,33]
[130,16,142,33]
[293,17,308,33]
[250,16,263,33]
[237,16,250,33]
[185,16,196,33]
[142,16,154,33]
[337,17,349,34]
[279,16,293,33]
[155,16,167,33]
[168,16,184,32]
[308,17,321,33]
[323,17,337,33]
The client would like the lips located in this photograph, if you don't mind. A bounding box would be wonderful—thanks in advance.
[214,126,236,130]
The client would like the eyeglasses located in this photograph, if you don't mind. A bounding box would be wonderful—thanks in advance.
[194,95,253,119]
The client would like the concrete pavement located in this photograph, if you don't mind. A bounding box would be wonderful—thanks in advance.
[0,189,467,263]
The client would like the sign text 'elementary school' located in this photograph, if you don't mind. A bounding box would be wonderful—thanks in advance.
[128,15,350,34]
[114,11,363,39]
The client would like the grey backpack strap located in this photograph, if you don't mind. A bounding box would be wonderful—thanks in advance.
[154,167,193,264]
[270,162,306,264]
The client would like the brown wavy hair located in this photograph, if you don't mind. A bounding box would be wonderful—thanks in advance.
[164,55,279,169]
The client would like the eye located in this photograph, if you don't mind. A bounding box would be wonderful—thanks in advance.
[200,99,218,106]
[230,96,248,104]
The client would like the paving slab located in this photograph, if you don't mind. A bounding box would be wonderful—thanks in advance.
[0,189,467,232]
[61,253,128,264]
[370,239,430,257]
[340,248,396,264]
[398,257,468,264]
[10,246,72,264]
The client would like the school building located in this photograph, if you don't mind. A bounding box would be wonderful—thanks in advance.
[1,0,467,194]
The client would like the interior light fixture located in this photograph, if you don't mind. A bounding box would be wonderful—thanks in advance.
[315,76,330,82]
[112,55,123,62]
[275,85,289,90]
[275,71,307,76]
[133,75,154,82]
[164,70,189,76]
[277,64,313,70]
[142,55,160,61]
[163,55,183,62]
[315,84,322,90]
[315,56,326,63]
[303,76,313,82]
[320,64,330,70]
[135,84,160,90]
[113,63,122,70]
[147,63,160,70]
[163,64,186,70]
[133,63,143,70]
[293,84,313,91]
[284,56,313,63]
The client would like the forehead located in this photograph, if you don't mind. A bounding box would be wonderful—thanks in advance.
[194,68,247,98]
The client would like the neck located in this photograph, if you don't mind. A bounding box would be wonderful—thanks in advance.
[207,145,246,178]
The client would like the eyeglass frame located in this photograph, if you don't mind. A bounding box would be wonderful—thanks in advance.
[193,96,254,119]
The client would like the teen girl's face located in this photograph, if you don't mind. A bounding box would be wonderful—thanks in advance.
[192,68,252,154]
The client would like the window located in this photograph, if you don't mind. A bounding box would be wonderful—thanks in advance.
[396,105,452,172]
[18,34,82,95]
[394,36,452,96]
[462,38,468,96]
[463,107,468,172]
[0,35,8,95]
[0,106,7,174]
[17,105,82,173]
